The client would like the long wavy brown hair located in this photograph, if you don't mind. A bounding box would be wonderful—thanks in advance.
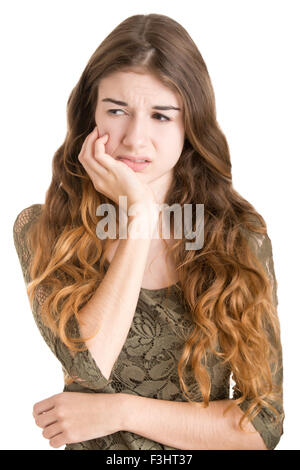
[25,13,282,432]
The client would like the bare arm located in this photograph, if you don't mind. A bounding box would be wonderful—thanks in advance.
[118,394,267,450]
[76,127,161,381]
[78,213,155,380]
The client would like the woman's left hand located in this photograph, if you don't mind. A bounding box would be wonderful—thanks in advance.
[32,391,124,448]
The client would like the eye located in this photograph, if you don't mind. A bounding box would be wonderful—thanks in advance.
[107,109,170,122]
[108,109,125,116]
[153,113,170,122]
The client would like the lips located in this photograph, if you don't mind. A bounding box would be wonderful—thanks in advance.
[117,156,151,163]
[117,157,151,172]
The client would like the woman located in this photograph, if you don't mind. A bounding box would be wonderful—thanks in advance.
[13,13,284,450]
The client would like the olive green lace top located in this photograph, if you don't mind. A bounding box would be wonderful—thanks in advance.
[13,204,284,450]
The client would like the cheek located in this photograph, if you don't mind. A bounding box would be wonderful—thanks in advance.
[95,116,121,155]
[96,114,115,134]
[160,132,184,165]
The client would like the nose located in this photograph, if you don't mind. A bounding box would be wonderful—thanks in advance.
[122,115,149,149]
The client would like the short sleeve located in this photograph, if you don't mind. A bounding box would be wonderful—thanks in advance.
[13,204,113,391]
[233,231,284,450]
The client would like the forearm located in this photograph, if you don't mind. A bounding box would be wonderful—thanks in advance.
[79,213,155,380]
[119,395,267,450]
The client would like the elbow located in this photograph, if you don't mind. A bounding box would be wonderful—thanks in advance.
[259,415,285,450]
[253,424,284,450]
[233,402,284,450]
[255,432,269,450]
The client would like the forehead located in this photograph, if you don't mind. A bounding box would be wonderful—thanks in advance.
[97,71,182,107]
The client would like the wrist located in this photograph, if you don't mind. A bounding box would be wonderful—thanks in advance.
[127,199,158,219]
[115,393,132,431]
[127,203,159,240]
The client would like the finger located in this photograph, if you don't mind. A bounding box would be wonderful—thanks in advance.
[81,150,109,177]
[93,136,111,169]
[34,408,58,428]
[42,422,63,440]
[33,398,55,416]
[84,127,107,164]
[49,432,66,449]
[80,158,112,197]
[78,126,98,161]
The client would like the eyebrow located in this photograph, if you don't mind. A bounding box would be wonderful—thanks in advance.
[101,98,181,111]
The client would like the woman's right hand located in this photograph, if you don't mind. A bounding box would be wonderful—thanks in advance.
[78,126,157,217]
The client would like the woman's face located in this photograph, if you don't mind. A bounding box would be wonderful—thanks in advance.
[94,70,185,203]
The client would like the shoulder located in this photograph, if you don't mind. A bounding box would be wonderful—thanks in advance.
[13,204,43,285]
[13,203,43,235]
[243,230,273,265]
[240,224,278,306]
[238,219,274,265]
[13,204,43,265]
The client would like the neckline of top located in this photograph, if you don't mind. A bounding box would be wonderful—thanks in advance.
[140,282,180,293]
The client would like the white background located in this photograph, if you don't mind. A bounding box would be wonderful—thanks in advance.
[1,0,299,450]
